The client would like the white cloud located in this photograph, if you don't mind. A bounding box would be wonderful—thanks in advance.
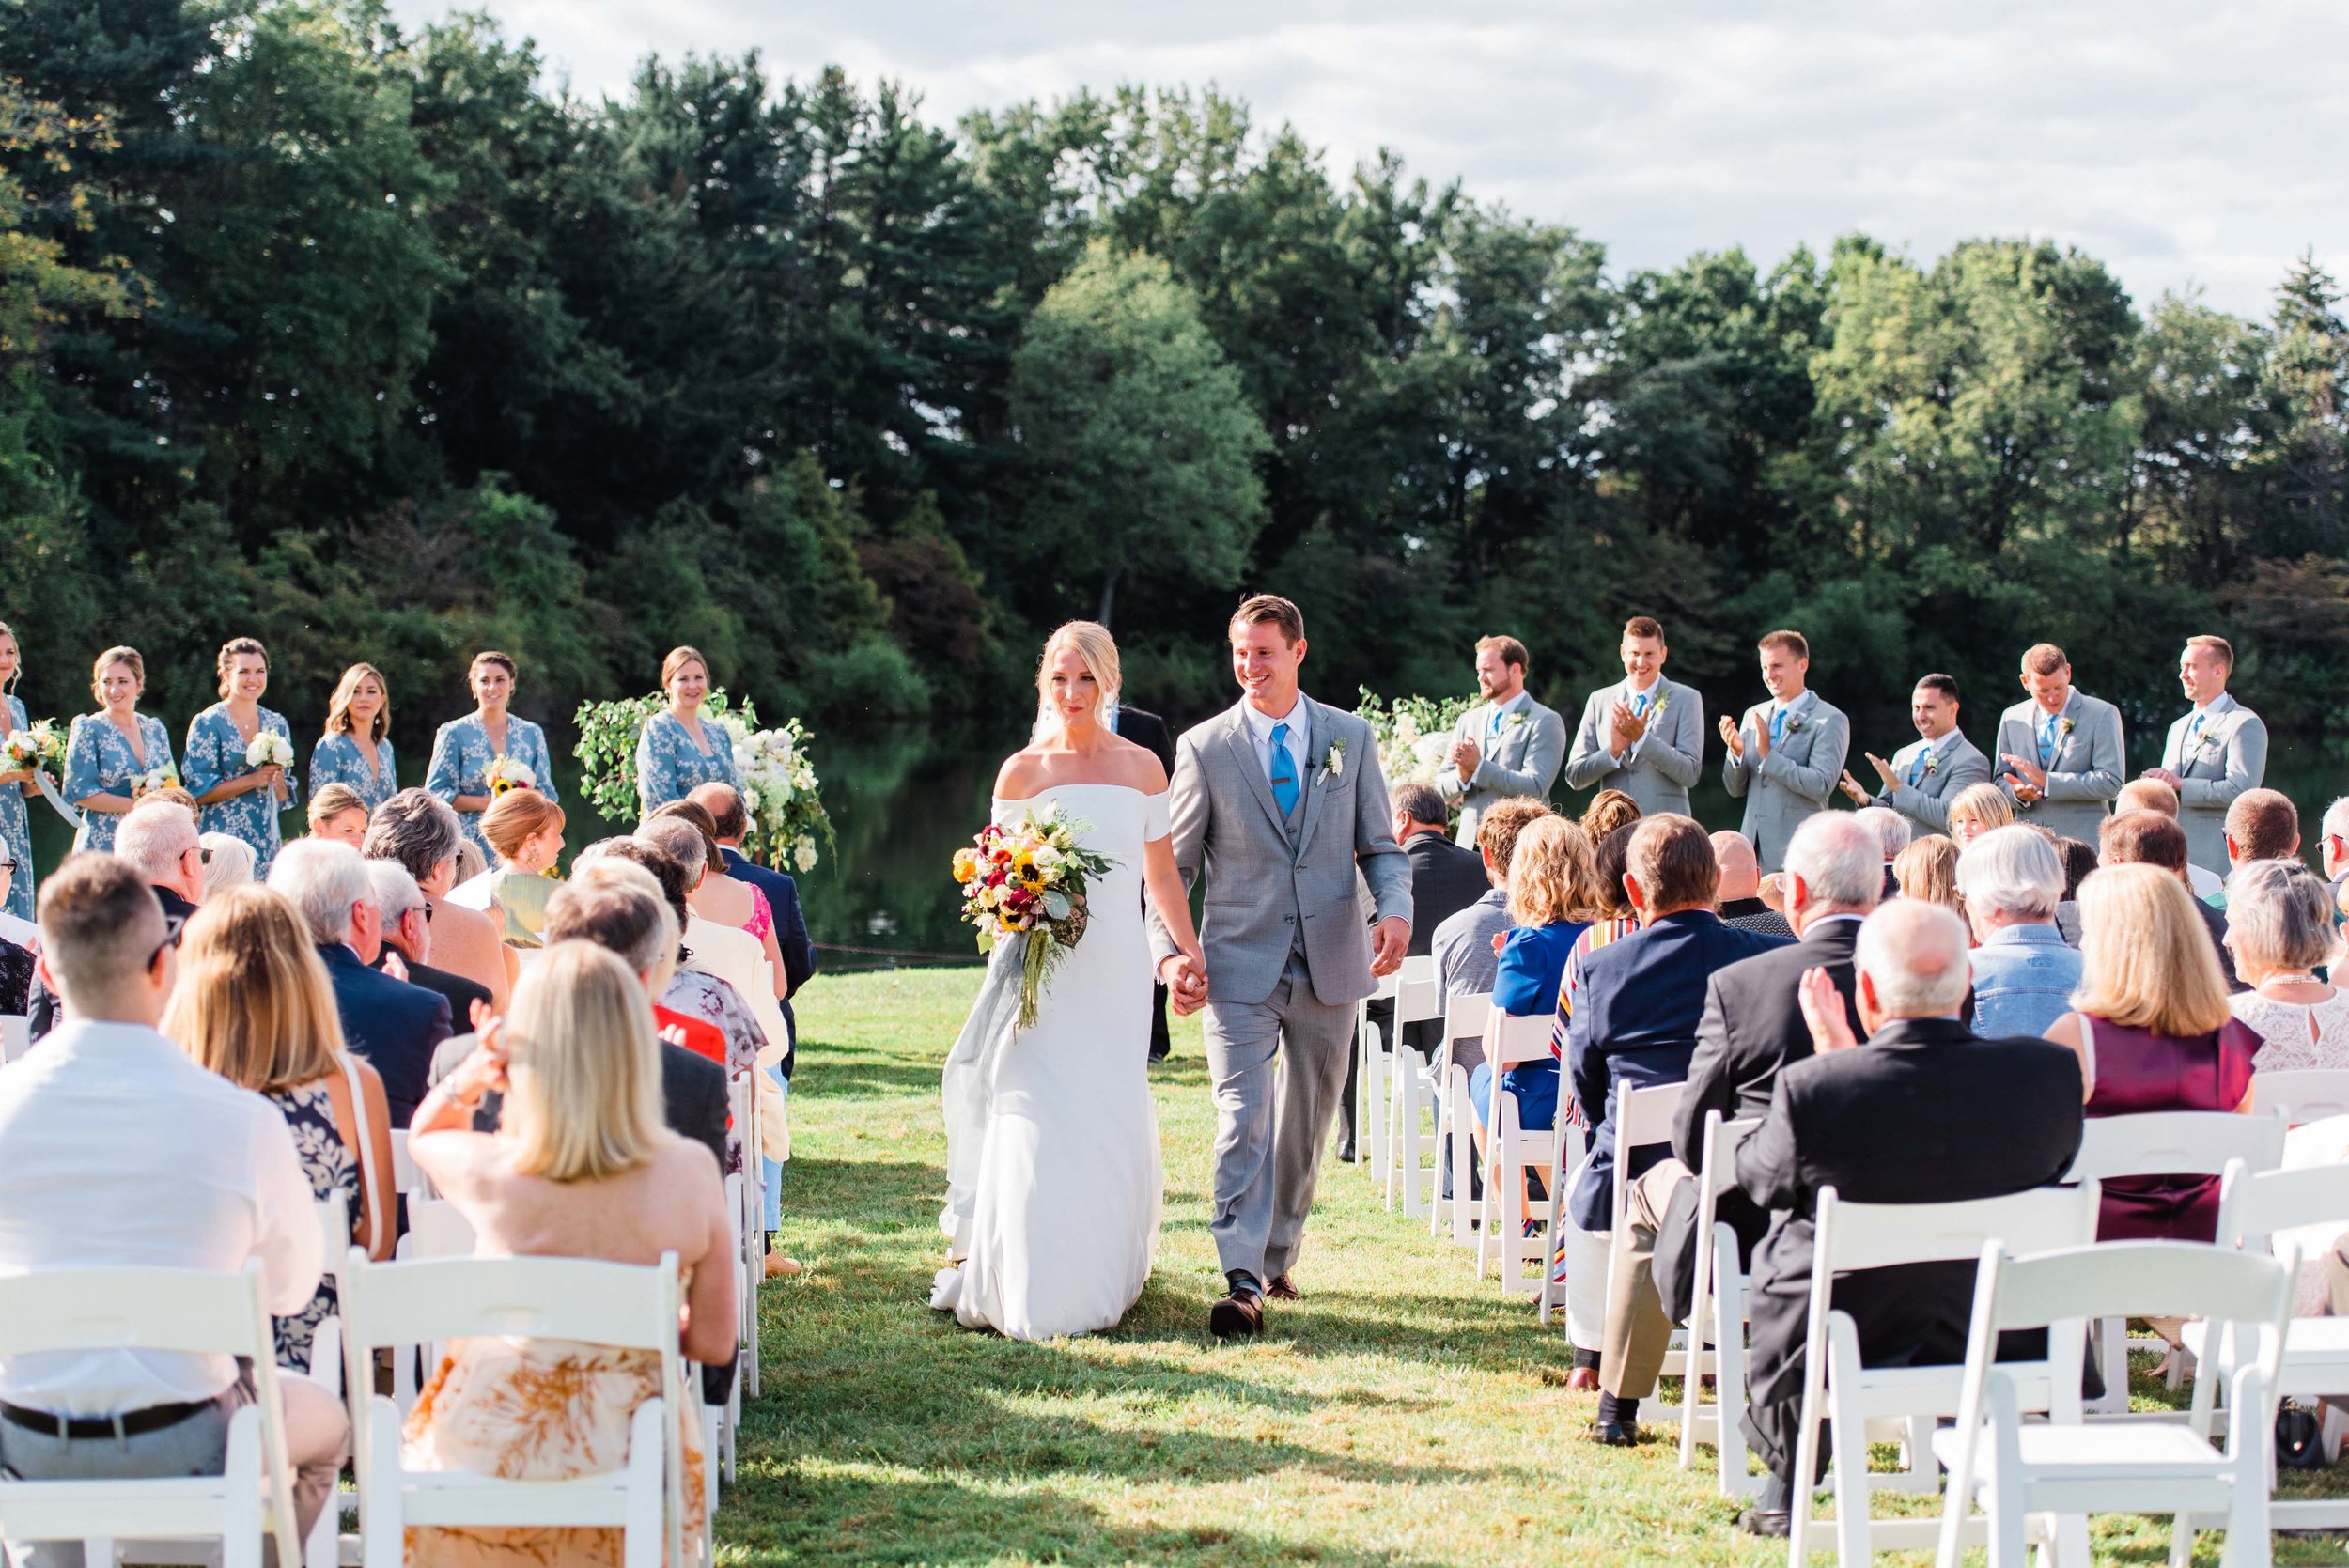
[382,0,2349,318]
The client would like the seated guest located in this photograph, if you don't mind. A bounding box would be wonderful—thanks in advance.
[1893,833,1961,919]
[2117,777,2223,899]
[651,800,791,1010]
[0,854,349,1548]
[1470,817,1604,1139]
[366,788,509,1012]
[367,860,491,1026]
[688,782,817,1029]
[2046,862,2258,1242]
[1580,788,1641,842]
[2224,857,2349,1070]
[165,885,398,1370]
[1955,826,2081,1037]
[306,782,372,847]
[1714,831,1793,938]
[474,787,567,949]
[561,862,728,1074]
[2222,788,2301,902]
[1853,806,1911,900]
[1563,817,1786,1380]
[198,831,255,897]
[2321,796,2349,915]
[635,815,790,1050]
[26,799,206,1038]
[1734,899,2083,1536]
[404,941,735,1565]
[1593,813,1873,1445]
[1431,799,1550,1080]
[1945,781,2014,848]
[2079,810,2240,988]
[0,844,35,1012]
[271,837,453,1126]
[2055,836,2096,902]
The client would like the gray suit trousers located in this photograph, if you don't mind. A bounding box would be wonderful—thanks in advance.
[1204,953,1357,1284]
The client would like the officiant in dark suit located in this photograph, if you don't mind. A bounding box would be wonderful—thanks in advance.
[1112,701,1178,1062]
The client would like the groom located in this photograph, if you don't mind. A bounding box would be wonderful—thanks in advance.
[1156,594,1413,1338]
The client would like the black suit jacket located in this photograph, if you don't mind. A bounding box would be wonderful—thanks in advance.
[716,845,817,1071]
[378,953,492,1033]
[1403,831,1488,957]
[429,1033,729,1172]
[1734,1017,2084,1467]
[1113,706,1177,775]
[319,942,453,1128]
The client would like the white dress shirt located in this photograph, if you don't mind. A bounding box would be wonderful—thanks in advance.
[0,909,35,949]
[0,1018,320,1415]
[1240,694,1311,790]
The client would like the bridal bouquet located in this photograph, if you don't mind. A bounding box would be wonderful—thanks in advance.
[244,731,294,770]
[952,807,1116,1029]
[485,754,537,796]
[4,720,66,781]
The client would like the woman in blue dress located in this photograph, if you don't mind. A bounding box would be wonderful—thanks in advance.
[636,644,739,815]
[182,637,300,877]
[0,621,40,922]
[426,650,560,857]
[62,645,179,853]
[311,662,397,815]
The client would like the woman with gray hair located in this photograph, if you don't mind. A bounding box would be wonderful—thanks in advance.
[2225,858,2349,1070]
[1954,825,2081,1037]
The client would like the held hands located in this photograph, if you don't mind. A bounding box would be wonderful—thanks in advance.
[2141,766,2184,790]
[1158,953,1209,1017]
[1368,916,1409,978]
[1449,735,1482,783]
[1796,967,1859,1054]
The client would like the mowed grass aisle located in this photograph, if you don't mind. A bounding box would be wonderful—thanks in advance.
[719,969,2347,1566]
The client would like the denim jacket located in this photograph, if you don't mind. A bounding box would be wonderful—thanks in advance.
[1968,922,2085,1040]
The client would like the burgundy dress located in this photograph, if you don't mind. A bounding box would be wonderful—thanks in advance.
[2081,1013,2260,1242]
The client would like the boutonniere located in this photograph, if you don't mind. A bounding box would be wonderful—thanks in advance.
[2060,717,2077,738]
[1921,751,1940,776]
[1322,740,1346,779]
[1783,713,1805,735]
[1648,691,1670,718]
[1506,711,1528,730]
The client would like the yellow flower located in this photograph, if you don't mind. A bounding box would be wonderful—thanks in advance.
[951,847,979,883]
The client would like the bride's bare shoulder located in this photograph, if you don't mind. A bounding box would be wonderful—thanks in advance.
[994,749,1051,800]
[1102,734,1169,794]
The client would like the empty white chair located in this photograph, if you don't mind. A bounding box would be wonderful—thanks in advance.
[1932,1241,2292,1568]
[342,1250,691,1568]
[2249,1068,2349,1128]
[1678,1110,1763,1498]
[0,1260,303,1568]
[1383,970,1444,1217]
[1355,969,1401,1182]
[1429,991,1491,1247]
[300,1195,354,1568]
[730,1072,764,1405]
[1,1013,28,1064]
[1475,1011,1559,1294]
[1788,1182,2104,1566]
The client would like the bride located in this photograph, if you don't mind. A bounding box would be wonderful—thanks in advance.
[933,621,1206,1340]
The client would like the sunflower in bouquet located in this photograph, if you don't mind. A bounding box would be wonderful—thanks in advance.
[952,807,1117,1029]
[485,754,537,796]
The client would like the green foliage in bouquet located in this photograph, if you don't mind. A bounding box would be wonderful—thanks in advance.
[1352,687,1477,788]
[572,688,835,872]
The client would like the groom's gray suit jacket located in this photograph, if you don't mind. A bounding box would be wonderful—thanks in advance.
[1152,696,1413,1006]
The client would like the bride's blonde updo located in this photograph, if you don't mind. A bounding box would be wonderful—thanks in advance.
[1034,621,1121,737]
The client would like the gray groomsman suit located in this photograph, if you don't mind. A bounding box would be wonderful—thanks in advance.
[1432,692,1567,846]
[1563,676,1704,817]
[1993,691,2125,844]
[1721,690,1851,873]
[1154,694,1413,1286]
[1872,728,1993,836]
[2161,692,2268,874]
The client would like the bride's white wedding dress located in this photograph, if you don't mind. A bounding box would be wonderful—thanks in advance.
[933,783,1165,1340]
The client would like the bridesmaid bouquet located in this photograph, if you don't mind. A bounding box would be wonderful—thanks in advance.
[5,721,67,781]
[725,715,832,874]
[952,807,1116,1029]
[485,754,537,796]
[243,732,295,769]
[132,762,181,798]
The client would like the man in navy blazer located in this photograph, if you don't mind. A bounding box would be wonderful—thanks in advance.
[1564,815,1787,1310]
[270,839,452,1128]
[690,782,817,1076]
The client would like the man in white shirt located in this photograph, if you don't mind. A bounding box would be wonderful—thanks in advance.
[1433,634,1567,846]
[0,854,347,1563]
[1563,615,1704,817]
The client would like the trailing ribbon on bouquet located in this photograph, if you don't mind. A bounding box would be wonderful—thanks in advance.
[937,937,1032,1258]
[30,768,83,832]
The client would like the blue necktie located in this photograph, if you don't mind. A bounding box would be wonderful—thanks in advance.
[1631,692,1649,719]
[2185,713,2206,761]
[1907,748,1927,787]
[1268,722,1299,815]
[2039,714,2059,766]
[1769,706,1787,744]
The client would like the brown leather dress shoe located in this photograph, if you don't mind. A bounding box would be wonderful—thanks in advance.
[1564,1366,1600,1391]
[1209,1284,1265,1338]
[1263,1274,1301,1301]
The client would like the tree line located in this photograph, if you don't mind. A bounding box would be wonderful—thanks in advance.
[4,0,2346,761]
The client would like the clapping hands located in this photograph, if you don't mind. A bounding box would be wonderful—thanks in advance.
[1796,967,1859,1054]
[1715,713,1745,761]
[1609,700,1647,752]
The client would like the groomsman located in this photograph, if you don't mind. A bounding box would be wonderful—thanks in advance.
[1563,615,1704,816]
[1992,644,2125,843]
[2140,634,2267,877]
[1719,630,1850,873]
[1433,635,1567,846]
[1836,673,1991,836]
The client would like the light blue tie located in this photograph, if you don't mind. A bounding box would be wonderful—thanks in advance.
[1907,748,1927,787]
[2039,713,2059,766]
[2185,712,2206,760]
[1769,706,1787,744]
[1631,692,1650,719]
[1268,722,1299,816]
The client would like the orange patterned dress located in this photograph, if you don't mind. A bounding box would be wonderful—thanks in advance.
[401,1337,708,1568]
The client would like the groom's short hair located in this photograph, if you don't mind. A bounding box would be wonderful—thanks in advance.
[1230,594,1304,645]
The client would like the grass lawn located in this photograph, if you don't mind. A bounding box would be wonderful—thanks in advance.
[722,967,2349,1565]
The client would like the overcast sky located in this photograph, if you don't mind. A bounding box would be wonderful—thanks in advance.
[381,0,2348,321]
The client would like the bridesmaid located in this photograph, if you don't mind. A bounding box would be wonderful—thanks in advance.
[426,650,559,857]
[183,637,300,877]
[311,662,397,815]
[61,645,178,853]
[636,644,739,815]
[0,621,38,921]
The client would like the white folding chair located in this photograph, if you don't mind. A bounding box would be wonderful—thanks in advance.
[342,1250,692,1568]
[298,1196,355,1568]
[2180,1158,2349,1540]
[1591,1081,1696,1418]
[1429,992,1491,1247]
[2066,1110,2287,1411]
[1355,969,1400,1183]
[1474,1012,1560,1294]
[1,1013,28,1063]
[730,1072,764,1404]
[390,1129,421,1202]
[1678,1110,1763,1498]
[390,1198,478,1416]
[2249,1068,2349,1128]
[1383,967,1444,1218]
[0,1260,303,1568]
[1788,1182,2104,1566]
[1932,1241,2291,1568]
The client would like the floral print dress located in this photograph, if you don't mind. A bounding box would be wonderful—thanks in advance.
[61,710,176,852]
[1,692,32,921]
[182,704,300,877]
[427,713,560,857]
[311,731,398,815]
[265,1079,359,1373]
[634,709,737,815]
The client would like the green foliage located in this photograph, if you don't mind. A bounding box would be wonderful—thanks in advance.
[571,685,835,870]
